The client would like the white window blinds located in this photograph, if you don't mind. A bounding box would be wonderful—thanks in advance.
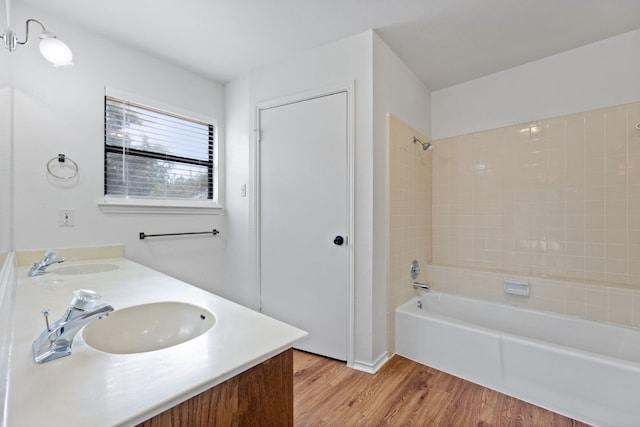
[104,96,215,202]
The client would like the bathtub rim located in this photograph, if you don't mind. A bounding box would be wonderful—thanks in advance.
[396,291,640,370]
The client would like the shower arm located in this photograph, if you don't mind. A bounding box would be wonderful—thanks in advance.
[412,136,431,151]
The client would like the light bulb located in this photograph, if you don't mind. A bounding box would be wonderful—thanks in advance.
[39,34,73,67]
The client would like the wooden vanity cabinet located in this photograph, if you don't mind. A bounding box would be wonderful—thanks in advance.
[138,349,293,427]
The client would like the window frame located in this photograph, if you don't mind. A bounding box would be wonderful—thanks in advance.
[99,89,221,215]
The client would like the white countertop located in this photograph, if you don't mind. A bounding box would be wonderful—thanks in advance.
[5,258,306,426]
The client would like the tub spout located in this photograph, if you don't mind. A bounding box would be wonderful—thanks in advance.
[413,282,430,292]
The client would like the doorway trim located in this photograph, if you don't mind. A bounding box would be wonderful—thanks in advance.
[251,83,355,367]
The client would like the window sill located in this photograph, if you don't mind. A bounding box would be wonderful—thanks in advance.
[99,198,223,215]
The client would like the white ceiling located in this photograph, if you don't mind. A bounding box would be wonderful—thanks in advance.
[18,0,640,90]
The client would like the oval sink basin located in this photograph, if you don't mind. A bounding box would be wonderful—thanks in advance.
[82,302,215,354]
[52,263,119,275]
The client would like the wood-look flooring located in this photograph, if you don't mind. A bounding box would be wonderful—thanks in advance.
[293,350,590,427]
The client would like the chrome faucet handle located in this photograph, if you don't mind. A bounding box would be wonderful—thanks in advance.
[42,250,57,261]
[40,309,51,332]
[70,289,100,310]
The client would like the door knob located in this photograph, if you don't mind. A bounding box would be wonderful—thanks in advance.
[333,236,345,246]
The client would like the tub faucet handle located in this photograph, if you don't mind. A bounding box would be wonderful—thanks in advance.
[410,260,421,280]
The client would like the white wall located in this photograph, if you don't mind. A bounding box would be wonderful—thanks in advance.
[226,31,382,368]
[9,4,227,292]
[222,73,255,307]
[0,48,11,253]
[432,29,640,139]
[372,33,431,361]
[224,30,431,369]
[373,33,431,138]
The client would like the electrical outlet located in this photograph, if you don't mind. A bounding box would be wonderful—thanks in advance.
[59,209,75,226]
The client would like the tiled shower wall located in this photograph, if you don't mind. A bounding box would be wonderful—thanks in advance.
[432,102,640,288]
[386,113,432,352]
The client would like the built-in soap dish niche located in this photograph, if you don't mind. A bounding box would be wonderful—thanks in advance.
[503,279,529,296]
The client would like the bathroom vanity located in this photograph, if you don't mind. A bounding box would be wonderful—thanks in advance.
[2,252,306,426]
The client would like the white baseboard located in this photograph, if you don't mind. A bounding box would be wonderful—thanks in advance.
[351,351,389,374]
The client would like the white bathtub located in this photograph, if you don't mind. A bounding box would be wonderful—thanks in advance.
[395,291,640,427]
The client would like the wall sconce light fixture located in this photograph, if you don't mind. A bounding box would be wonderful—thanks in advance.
[2,0,73,68]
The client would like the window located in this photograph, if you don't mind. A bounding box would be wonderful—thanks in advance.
[103,94,217,211]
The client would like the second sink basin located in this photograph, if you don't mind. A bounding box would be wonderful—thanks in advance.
[82,302,215,354]
[51,263,119,275]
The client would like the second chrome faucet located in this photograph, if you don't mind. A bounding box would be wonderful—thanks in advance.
[28,249,65,277]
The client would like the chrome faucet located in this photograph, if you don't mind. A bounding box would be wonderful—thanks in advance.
[32,289,114,364]
[413,282,430,292]
[28,250,65,276]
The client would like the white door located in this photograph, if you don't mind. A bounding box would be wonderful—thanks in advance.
[258,91,348,361]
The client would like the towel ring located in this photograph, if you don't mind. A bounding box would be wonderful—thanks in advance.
[47,154,78,180]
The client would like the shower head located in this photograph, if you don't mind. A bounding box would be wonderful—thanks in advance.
[412,136,431,151]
